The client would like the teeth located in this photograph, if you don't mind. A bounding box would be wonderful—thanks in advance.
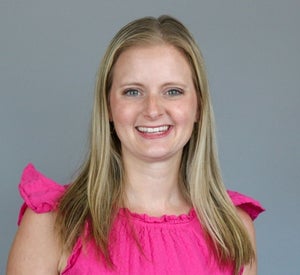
[137,126,169,133]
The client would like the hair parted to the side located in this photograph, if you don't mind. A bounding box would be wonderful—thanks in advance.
[56,15,255,274]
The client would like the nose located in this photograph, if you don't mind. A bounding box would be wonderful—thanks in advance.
[143,94,163,119]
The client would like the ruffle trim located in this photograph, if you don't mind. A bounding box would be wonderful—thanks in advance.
[227,190,265,220]
[117,189,265,224]
[17,164,265,226]
[118,208,197,224]
[18,163,67,225]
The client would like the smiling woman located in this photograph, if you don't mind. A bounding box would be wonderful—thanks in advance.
[6,15,264,275]
[109,44,198,162]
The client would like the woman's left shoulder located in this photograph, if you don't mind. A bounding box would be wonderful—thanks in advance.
[227,190,265,221]
[227,190,264,275]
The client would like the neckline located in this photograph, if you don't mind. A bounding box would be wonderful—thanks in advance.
[118,208,196,224]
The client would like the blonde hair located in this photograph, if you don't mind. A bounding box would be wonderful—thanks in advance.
[57,15,254,274]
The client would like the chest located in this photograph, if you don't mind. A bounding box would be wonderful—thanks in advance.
[60,216,235,274]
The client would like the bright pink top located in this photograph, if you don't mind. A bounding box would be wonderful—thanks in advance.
[18,164,264,275]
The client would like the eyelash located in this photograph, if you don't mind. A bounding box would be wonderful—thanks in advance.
[165,88,183,96]
[123,89,140,96]
[122,88,183,97]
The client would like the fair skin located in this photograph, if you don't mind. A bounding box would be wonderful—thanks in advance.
[238,207,258,274]
[109,44,198,215]
[6,209,62,275]
[6,44,257,275]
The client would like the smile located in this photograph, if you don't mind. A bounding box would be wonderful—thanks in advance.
[136,125,170,134]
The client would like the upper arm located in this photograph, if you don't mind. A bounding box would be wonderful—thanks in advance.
[237,207,257,275]
[6,208,61,275]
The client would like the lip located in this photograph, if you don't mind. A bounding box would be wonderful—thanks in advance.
[135,125,172,139]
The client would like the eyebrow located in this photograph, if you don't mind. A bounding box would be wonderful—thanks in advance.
[119,82,145,88]
[118,81,189,89]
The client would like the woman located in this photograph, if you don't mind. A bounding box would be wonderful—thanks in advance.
[7,15,264,274]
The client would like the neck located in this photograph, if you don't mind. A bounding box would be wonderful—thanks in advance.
[122,154,190,216]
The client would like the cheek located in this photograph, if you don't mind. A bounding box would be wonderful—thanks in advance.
[192,99,200,122]
[109,95,124,123]
[108,93,115,121]
[177,99,198,124]
[110,103,134,127]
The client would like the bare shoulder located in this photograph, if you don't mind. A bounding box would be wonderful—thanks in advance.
[236,207,256,237]
[236,207,257,275]
[6,208,61,275]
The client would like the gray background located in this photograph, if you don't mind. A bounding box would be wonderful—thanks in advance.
[1,0,299,274]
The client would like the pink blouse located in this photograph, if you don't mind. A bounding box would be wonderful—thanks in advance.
[18,164,264,275]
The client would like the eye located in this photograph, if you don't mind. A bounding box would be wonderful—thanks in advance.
[123,89,140,96]
[166,88,183,96]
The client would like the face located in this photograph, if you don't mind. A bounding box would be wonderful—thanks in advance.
[109,44,199,163]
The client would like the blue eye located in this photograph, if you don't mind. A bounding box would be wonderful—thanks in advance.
[166,89,183,96]
[124,89,140,96]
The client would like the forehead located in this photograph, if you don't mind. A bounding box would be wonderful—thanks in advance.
[112,44,193,83]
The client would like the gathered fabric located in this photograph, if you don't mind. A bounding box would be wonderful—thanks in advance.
[18,164,264,275]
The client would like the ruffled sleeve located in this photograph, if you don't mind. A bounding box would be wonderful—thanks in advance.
[18,163,67,225]
[227,190,265,220]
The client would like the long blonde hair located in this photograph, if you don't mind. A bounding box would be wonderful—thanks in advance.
[57,15,254,274]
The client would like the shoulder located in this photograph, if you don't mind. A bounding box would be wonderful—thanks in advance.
[18,163,67,224]
[227,190,265,221]
[227,190,264,275]
[236,207,256,239]
[226,190,264,252]
[7,208,61,274]
[7,164,67,274]
[236,208,257,275]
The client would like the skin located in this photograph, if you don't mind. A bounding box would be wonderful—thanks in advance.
[6,44,257,275]
[109,44,199,164]
[237,208,258,275]
[6,209,62,274]
[109,44,198,215]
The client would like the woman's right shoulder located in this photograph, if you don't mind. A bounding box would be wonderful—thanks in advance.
[6,164,68,274]
[17,163,68,224]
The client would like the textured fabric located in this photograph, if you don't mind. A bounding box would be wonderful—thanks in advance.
[18,164,265,275]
